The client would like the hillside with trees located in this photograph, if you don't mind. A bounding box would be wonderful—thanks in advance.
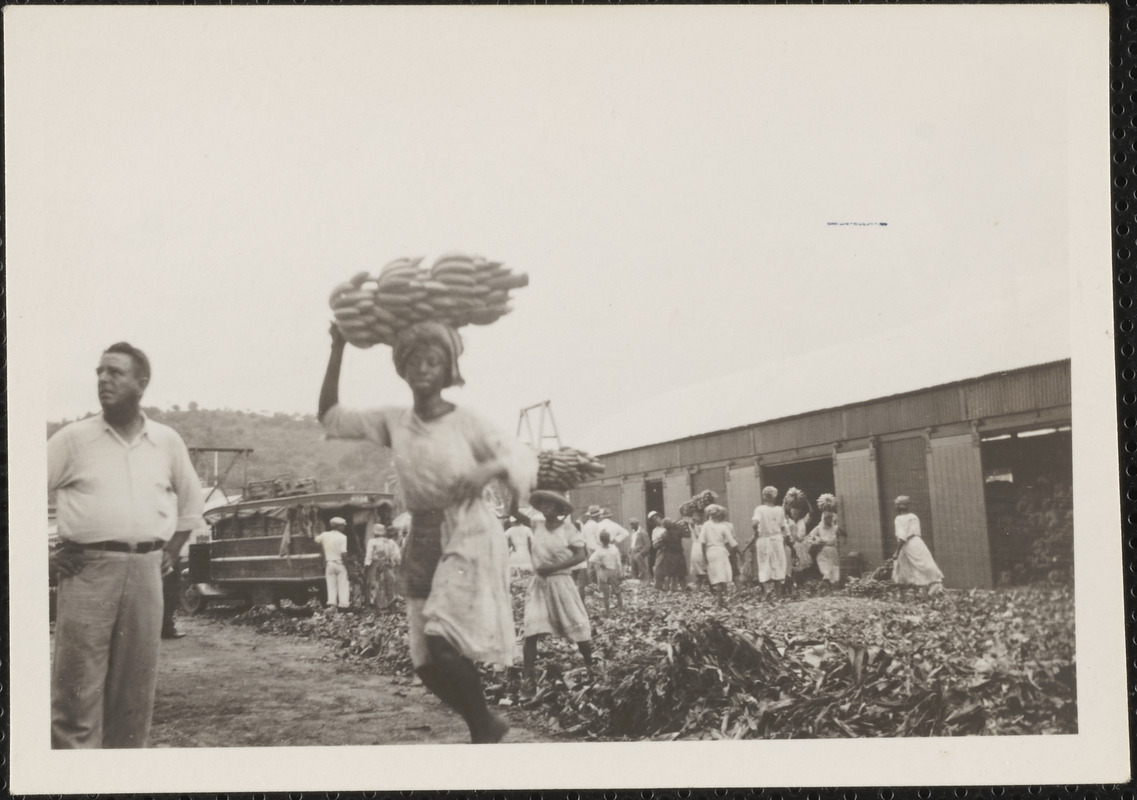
[47,406,395,495]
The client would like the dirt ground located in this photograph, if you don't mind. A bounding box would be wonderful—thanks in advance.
[148,616,548,747]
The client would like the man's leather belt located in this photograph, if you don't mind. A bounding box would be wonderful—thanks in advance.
[66,539,165,554]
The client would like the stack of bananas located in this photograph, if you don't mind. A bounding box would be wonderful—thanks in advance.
[678,489,718,519]
[536,448,606,492]
[329,253,529,348]
[782,487,810,517]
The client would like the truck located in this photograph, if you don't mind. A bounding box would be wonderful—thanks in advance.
[182,489,396,613]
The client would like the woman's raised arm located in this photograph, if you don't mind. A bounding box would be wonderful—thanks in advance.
[319,323,347,422]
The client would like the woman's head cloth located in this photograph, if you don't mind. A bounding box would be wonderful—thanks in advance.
[392,321,465,388]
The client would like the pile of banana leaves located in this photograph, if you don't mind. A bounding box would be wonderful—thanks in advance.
[227,577,1076,740]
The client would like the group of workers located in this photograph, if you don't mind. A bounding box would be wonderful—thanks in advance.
[502,487,946,608]
[46,313,948,751]
[310,515,408,613]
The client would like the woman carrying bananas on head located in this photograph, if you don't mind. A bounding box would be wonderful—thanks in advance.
[318,319,537,744]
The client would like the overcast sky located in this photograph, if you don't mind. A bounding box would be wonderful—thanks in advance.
[9,7,1079,451]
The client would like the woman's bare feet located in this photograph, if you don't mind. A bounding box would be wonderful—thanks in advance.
[472,711,510,744]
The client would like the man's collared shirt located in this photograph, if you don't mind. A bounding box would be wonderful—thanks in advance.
[48,412,205,544]
[580,519,602,554]
[598,518,630,545]
[314,530,349,563]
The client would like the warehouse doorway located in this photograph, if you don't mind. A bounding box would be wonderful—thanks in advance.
[644,479,665,520]
[980,426,1073,586]
[759,458,836,518]
[877,437,934,555]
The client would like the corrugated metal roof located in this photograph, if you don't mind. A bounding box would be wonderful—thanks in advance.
[579,305,1070,457]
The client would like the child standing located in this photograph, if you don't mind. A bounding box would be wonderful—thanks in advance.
[520,490,595,698]
[588,530,624,613]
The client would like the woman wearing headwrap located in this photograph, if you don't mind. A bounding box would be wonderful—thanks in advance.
[515,490,594,699]
[751,485,789,600]
[783,488,814,587]
[319,320,537,743]
[891,496,944,596]
[808,494,845,590]
[697,505,739,608]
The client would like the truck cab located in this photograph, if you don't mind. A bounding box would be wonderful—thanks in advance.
[183,490,396,612]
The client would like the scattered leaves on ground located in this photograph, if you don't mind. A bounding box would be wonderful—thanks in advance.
[218,575,1075,741]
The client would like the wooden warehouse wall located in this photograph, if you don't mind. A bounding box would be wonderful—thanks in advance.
[691,466,728,502]
[877,437,934,551]
[567,483,621,518]
[598,361,1070,478]
[575,361,1071,588]
[663,472,691,517]
[926,434,992,589]
[726,464,763,554]
[833,448,885,572]
[621,475,646,529]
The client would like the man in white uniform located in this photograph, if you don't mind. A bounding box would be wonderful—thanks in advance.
[315,517,351,610]
[48,342,205,748]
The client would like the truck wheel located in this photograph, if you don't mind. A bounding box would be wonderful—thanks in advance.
[181,583,206,615]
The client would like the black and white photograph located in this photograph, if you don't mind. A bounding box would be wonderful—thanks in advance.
[5,4,1128,793]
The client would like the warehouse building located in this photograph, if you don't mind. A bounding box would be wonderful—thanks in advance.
[570,356,1072,590]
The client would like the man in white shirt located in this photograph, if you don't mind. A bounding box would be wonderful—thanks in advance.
[315,517,351,610]
[504,515,534,572]
[48,342,205,749]
[581,505,603,553]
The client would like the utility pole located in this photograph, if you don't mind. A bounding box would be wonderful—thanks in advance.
[517,400,562,451]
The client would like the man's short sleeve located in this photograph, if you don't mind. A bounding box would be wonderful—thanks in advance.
[47,427,73,492]
[170,434,206,532]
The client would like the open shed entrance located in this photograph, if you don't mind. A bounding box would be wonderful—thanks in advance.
[759,458,836,519]
[980,426,1073,585]
[644,479,665,520]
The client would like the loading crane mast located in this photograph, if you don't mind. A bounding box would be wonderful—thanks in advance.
[517,400,562,451]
